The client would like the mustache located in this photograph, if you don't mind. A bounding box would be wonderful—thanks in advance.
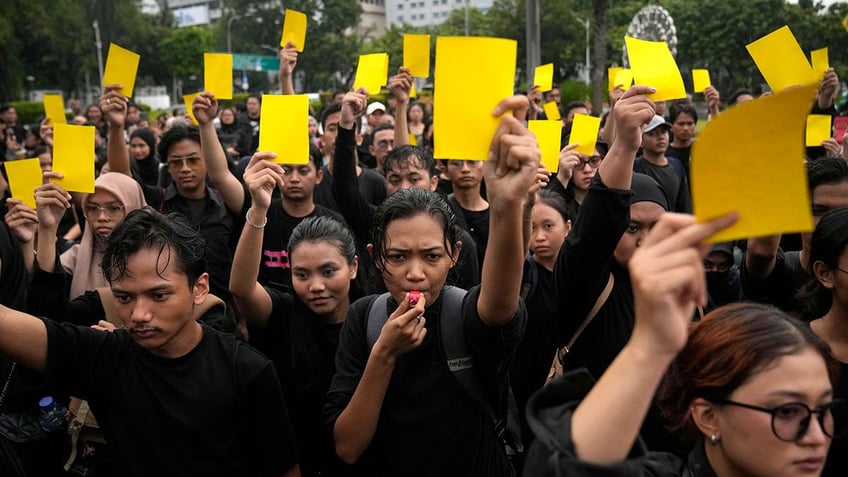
[130,325,161,333]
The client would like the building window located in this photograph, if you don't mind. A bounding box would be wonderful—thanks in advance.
[398,3,403,8]
[398,15,404,21]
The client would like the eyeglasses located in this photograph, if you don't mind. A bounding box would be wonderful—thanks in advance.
[375,139,394,150]
[577,156,602,169]
[84,204,125,219]
[712,398,847,442]
[166,156,203,170]
[447,160,482,168]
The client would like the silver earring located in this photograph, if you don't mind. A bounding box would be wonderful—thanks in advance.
[710,434,719,445]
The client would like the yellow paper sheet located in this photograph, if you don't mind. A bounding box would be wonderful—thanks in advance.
[102,43,140,97]
[806,114,832,147]
[410,82,417,98]
[811,48,829,77]
[183,93,200,125]
[42,94,67,124]
[624,37,686,101]
[204,53,233,100]
[404,34,431,78]
[4,158,42,208]
[570,114,601,156]
[613,69,633,90]
[51,124,95,193]
[745,25,817,93]
[528,120,562,173]
[543,101,560,121]
[280,9,307,51]
[353,53,389,95]
[258,94,309,164]
[434,37,516,160]
[534,63,553,92]
[691,83,818,242]
[408,133,418,146]
[608,67,623,91]
[692,69,711,93]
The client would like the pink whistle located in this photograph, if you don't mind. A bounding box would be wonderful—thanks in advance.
[409,290,421,306]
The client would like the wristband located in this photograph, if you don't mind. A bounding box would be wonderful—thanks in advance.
[245,208,268,229]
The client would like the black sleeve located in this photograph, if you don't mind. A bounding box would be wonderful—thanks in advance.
[332,126,375,244]
[554,180,632,341]
[236,123,252,159]
[677,172,692,214]
[139,181,163,211]
[739,249,797,312]
[27,267,106,326]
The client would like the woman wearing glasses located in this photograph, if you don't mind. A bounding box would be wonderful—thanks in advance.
[524,210,844,477]
[547,142,602,222]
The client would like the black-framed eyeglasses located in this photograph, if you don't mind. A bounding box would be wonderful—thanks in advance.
[712,398,847,442]
[577,156,602,169]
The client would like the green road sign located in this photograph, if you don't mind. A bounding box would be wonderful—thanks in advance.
[232,54,280,72]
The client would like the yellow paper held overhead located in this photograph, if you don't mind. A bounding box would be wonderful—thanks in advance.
[52,124,95,194]
[403,34,431,78]
[353,53,389,95]
[4,158,42,208]
[692,69,711,93]
[434,37,516,161]
[608,67,623,91]
[102,43,140,97]
[691,83,818,242]
[543,101,560,121]
[533,63,553,92]
[811,48,829,77]
[570,114,601,156]
[409,82,417,98]
[42,94,67,124]
[528,120,562,173]
[624,37,686,101]
[183,93,200,125]
[806,114,832,147]
[280,9,307,51]
[745,26,817,93]
[613,69,633,90]
[204,53,233,100]
[258,94,309,164]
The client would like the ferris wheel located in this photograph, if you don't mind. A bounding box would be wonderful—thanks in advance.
[622,5,678,67]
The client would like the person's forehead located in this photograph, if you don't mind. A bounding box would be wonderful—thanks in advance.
[374,129,393,140]
[812,180,848,207]
[167,139,201,157]
[706,250,733,264]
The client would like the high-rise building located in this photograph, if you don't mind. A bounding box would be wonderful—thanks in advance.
[359,0,387,38]
[385,0,492,28]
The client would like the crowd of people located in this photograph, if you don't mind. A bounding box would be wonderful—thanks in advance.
[0,39,847,477]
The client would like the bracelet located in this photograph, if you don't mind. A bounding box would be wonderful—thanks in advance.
[245,208,268,229]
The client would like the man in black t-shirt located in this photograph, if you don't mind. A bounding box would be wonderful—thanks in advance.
[634,115,692,213]
[444,158,489,274]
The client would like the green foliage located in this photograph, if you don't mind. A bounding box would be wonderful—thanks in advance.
[10,101,47,126]
[560,80,592,104]
[159,27,215,79]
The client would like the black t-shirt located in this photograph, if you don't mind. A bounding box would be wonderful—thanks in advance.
[0,220,28,311]
[634,157,692,213]
[741,249,807,316]
[314,165,387,211]
[463,207,490,269]
[324,286,526,476]
[665,144,691,178]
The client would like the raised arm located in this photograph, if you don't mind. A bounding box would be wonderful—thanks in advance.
[571,212,737,464]
[390,67,412,147]
[599,85,656,189]
[279,42,298,95]
[229,152,285,327]
[0,304,49,372]
[4,199,38,273]
[478,95,540,325]
[194,92,247,213]
[34,172,72,274]
[100,85,131,176]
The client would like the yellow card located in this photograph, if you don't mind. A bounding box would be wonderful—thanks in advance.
[4,158,42,208]
[543,101,560,121]
[42,94,67,124]
[843,14,848,31]
[608,67,623,91]
[280,9,307,51]
[353,53,389,95]
[183,93,200,125]
[258,94,309,164]
[745,25,817,93]
[434,37,516,161]
[408,133,418,146]
[570,114,601,156]
[624,37,686,101]
[534,63,553,92]
[528,120,562,173]
[204,53,233,100]
[691,83,817,242]
[52,124,95,194]
[806,114,832,147]
[811,48,829,77]
[692,69,711,93]
[404,34,431,78]
[102,43,140,97]
[410,82,417,98]
[613,69,633,90]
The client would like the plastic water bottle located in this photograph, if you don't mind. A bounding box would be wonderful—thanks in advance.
[38,396,67,432]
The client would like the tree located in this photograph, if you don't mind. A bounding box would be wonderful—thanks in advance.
[590,0,609,114]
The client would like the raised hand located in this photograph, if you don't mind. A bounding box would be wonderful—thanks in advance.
[375,292,427,358]
[556,143,581,183]
[484,95,541,204]
[39,118,54,148]
[339,88,368,130]
[279,41,298,78]
[99,84,128,129]
[817,68,839,110]
[610,85,656,152]
[389,67,413,105]
[823,138,842,157]
[242,152,285,210]
[34,172,72,231]
[192,92,219,126]
[705,85,721,118]
[4,199,39,244]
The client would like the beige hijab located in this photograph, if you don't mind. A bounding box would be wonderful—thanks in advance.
[60,173,147,299]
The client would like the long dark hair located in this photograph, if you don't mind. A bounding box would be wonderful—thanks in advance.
[797,206,848,319]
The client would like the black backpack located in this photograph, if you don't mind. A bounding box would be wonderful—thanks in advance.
[365,286,524,472]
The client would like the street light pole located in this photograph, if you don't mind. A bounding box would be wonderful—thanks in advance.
[227,14,242,53]
[576,18,590,84]
[93,20,104,87]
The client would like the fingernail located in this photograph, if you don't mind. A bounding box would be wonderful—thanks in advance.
[649,87,657,93]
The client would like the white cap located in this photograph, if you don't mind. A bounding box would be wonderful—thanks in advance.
[366,102,386,115]
[643,114,671,133]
